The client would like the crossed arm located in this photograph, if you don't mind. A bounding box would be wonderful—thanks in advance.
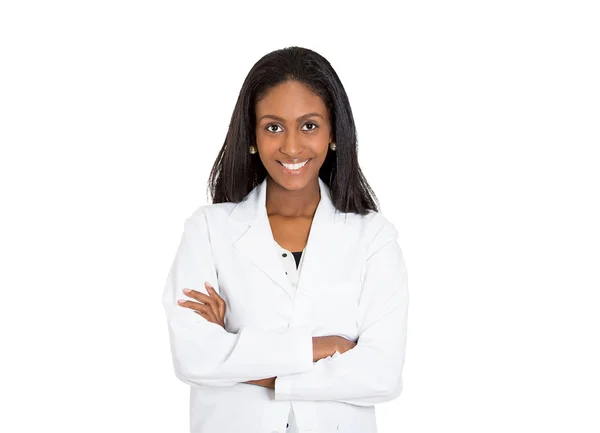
[177,285,356,389]
[163,211,408,406]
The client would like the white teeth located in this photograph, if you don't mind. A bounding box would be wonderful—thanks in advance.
[281,160,309,170]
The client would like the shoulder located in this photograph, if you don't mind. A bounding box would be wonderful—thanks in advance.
[333,208,398,253]
[185,202,237,227]
[357,210,400,257]
[339,209,397,237]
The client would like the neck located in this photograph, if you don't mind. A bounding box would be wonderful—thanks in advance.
[265,176,321,217]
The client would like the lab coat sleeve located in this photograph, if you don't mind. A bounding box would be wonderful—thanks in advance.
[162,209,314,387]
[274,217,409,406]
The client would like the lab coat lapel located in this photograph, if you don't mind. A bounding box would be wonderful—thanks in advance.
[228,176,338,300]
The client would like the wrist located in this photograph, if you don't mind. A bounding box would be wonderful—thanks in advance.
[312,336,336,361]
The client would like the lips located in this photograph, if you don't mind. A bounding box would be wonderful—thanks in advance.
[277,158,312,174]
[278,159,311,166]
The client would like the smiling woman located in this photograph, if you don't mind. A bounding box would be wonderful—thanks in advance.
[162,46,409,433]
[255,82,331,189]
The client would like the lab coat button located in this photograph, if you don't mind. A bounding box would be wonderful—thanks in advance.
[282,253,287,257]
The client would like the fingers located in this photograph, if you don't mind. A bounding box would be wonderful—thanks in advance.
[179,300,219,323]
[205,284,226,319]
[182,283,223,304]
[204,282,226,312]
[183,287,213,304]
[195,283,225,321]
[204,284,225,326]
[193,309,212,321]
[178,282,225,327]
[177,298,210,314]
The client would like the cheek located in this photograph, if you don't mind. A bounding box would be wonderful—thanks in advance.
[255,132,280,152]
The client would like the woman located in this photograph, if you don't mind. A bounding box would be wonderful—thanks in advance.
[162,46,409,433]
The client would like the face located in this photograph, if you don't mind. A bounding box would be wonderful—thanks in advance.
[254,80,332,192]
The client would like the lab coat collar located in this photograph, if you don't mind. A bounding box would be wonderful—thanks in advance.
[229,176,339,300]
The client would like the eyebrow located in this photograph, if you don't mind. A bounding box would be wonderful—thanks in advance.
[258,112,324,123]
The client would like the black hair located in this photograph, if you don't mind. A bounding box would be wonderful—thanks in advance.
[207,46,379,215]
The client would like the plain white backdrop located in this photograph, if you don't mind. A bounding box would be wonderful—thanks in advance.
[1,1,599,432]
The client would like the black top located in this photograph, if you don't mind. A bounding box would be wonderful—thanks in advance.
[291,251,302,269]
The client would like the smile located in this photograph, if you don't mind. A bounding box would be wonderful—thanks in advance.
[277,159,311,174]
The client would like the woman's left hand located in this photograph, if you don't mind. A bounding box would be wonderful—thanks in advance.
[178,282,226,328]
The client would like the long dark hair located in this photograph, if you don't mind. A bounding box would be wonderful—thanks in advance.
[207,46,379,215]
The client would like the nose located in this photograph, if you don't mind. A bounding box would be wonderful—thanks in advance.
[280,130,303,156]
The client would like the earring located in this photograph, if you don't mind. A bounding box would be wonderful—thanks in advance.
[248,145,257,154]
[329,142,336,151]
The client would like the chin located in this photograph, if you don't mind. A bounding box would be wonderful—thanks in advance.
[270,173,314,191]
[278,179,310,191]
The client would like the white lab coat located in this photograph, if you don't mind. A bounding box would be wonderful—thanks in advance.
[162,176,409,433]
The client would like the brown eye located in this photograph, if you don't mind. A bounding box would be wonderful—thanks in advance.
[302,122,318,131]
[266,124,282,133]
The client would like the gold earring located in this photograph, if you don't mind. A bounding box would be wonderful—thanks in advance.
[249,145,257,154]
[329,142,336,151]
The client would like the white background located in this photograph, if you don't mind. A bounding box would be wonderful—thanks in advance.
[1,1,599,432]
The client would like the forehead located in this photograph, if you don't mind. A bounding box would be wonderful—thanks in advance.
[255,80,327,118]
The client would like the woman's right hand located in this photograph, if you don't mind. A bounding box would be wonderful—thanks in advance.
[312,335,357,361]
